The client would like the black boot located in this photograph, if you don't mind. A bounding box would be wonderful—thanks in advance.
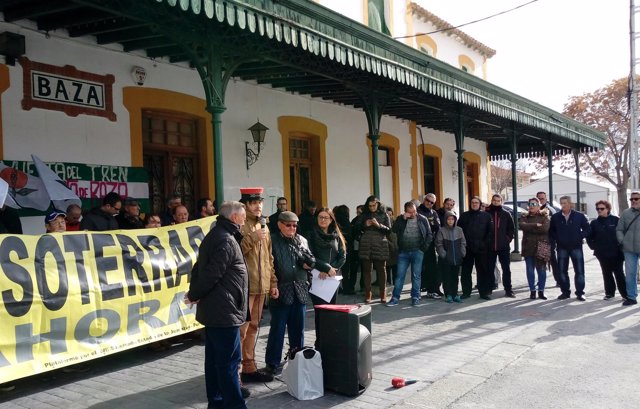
[530,291,536,299]
[538,291,547,300]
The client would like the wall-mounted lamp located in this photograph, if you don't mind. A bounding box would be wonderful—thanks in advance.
[246,121,268,169]
[0,32,26,66]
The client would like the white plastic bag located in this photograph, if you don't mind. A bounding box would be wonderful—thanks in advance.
[282,348,324,400]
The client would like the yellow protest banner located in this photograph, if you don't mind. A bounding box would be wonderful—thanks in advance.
[0,217,215,383]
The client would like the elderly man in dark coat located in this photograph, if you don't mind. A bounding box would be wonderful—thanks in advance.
[457,196,493,300]
[187,201,249,409]
[264,211,315,375]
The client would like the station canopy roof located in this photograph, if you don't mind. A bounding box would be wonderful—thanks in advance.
[0,0,606,159]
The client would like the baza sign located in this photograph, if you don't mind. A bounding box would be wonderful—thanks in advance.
[32,72,105,109]
[19,57,116,121]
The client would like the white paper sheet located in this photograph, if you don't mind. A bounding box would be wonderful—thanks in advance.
[309,268,343,303]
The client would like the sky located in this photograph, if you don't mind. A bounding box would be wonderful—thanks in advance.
[415,0,630,112]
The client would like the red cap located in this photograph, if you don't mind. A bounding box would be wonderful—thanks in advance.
[239,187,264,203]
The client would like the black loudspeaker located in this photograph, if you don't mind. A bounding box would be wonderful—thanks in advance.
[315,304,372,396]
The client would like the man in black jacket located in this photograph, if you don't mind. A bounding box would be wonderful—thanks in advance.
[265,211,315,375]
[417,193,442,297]
[80,192,121,231]
[486,194,516,298]
[187,201,249,409]
[116,198,144,229]
[268,196,287,232]
[457,196,494,300]
[387,201,432,307]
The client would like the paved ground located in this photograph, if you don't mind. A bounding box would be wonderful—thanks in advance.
[1,246,638,409]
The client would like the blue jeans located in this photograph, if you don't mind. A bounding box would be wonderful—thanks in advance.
[624,252,640,300]
[392,250,424,300]
[265,300,306,368]
[204,326,246,409]
[557,247,585,296]
[524,256,546,292]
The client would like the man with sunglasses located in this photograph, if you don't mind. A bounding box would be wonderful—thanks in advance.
[617,191,640,306]
[549,196,590,301]
[418,193,443,297]
[265,211,315,375]
[80,191,121,231]
[588,200,627,301]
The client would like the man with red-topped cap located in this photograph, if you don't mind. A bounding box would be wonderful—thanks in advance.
[238,187,279,384]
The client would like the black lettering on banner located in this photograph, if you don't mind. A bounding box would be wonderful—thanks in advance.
[34,235,69,311]
[62,234,91,305]
[92,234,124,301]
[139,235,175,290]
[167,291,195,325]
[0,236,33,317]
[116,234,151,296]
[74,309,120,345]
[168,229,195,288]
[127,300,165,335]
[0,348,10,368]
[186,225,206,284]
[15,317,68,363]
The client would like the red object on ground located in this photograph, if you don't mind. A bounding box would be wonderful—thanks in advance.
[391,377,417,388]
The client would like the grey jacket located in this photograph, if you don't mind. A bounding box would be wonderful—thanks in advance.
[616,207,640,253]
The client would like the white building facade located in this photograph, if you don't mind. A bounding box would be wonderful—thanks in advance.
[0,1,603,234]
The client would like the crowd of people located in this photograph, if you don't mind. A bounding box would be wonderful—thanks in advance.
[182,186,640,409]
[1,187,639,408]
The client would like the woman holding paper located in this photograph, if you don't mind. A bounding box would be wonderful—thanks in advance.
[308,207,347,306]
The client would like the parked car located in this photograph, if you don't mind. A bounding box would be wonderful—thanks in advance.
[502,203,528,218]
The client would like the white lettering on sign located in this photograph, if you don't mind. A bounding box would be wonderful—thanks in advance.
[31,72,105,109]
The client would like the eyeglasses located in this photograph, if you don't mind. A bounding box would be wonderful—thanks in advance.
[424,199,434,204]
[631,198,640,202]
[596,207,606,211]
[528,202,539,207]
[318,216,331,221]
[283,223,298,228]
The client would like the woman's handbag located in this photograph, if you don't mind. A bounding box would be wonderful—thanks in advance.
[535,240,551,262]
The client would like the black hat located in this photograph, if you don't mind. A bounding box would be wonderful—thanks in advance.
[278,211,299,222]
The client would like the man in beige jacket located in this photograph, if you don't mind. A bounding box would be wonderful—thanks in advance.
[239,187,279,383]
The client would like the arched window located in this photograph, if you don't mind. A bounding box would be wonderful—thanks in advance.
[416,34,438,57]
[458,54,475,74]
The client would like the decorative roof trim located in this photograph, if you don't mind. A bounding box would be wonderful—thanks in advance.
[155,0,603,150]
[408,2,496,58]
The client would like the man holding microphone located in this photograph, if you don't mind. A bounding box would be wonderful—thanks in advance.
[238,187,279,383]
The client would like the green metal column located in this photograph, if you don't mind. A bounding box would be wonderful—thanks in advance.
[192,42,238,204]
[361,96,386,198]
[370,133,381,198]
[209,107,225,204]
[509,127,521,257]
[453,111,466,212]
[573,148,581,211]
[546,141,554,203]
